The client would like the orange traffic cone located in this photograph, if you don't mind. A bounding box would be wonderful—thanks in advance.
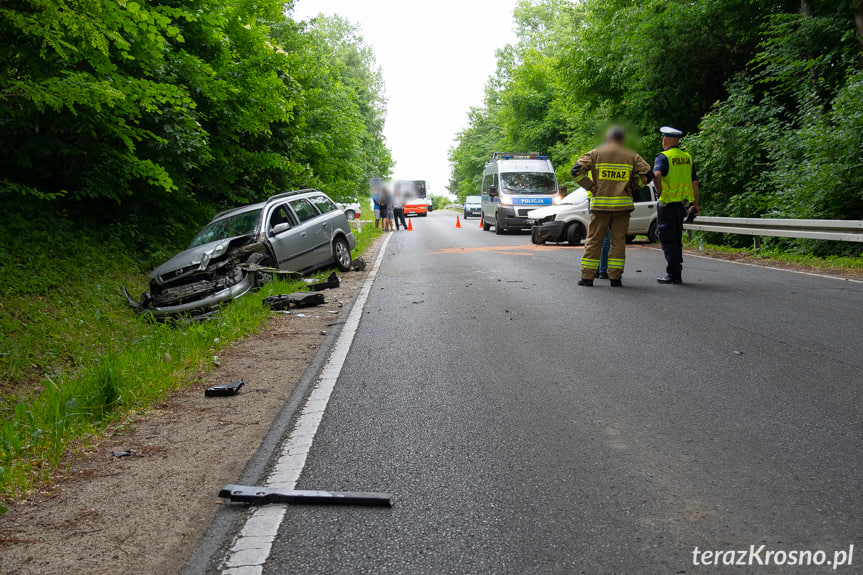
[479,215,483,228]
[407,219,413,231]
[455,216,462,229]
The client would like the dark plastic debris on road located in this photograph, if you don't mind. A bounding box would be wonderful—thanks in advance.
[263,292,325,311]
[205,380,245,397]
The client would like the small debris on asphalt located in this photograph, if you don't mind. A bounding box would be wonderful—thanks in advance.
[733,350,744,356]
[320,330,327,335]
[327,310,339,314]
[412,300,424,304]
[205,380,245,397]
[112,450,132,458]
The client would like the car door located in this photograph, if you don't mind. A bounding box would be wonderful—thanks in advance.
[287,197,329,270]
[307,194,344,259]
[266,203,311,272]
[628,184,657,234]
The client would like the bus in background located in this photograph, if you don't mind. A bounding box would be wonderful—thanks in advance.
[395,179,430,217]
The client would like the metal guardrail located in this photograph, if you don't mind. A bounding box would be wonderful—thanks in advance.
[684,217,863,246]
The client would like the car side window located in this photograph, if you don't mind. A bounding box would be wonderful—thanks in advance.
[289,198,320,223]
[308,195,338,214]
[481,174,491,196]
[268,205,294,233]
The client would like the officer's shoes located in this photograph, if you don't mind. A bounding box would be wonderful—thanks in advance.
[596,272,609,280]
[610,279,623,287]
[577,278,594,287]
[657,275,683,285]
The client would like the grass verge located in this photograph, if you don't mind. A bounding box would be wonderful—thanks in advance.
[683,234,863,271]
[0,222,382,508]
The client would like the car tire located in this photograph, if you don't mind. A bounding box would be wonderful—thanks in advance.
[495,214,505,235]
[647,220,659,243]
[333,236,352,272]
[483,218,491,231]
[566,223,583,246]
[344,210,356,221]
[464,211,469,219]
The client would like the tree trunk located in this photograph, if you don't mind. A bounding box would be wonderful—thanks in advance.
[855,0,863,68]
[800,0,813,16]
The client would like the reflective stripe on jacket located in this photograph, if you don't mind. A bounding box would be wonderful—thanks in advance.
[571,143,653,212]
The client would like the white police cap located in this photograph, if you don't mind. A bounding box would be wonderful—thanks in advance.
[660,126,683,137]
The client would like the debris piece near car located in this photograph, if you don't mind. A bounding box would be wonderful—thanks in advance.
[352,257,366,271]
[308,272,340,292]
[262,292,325,311]
[205,380,245,397]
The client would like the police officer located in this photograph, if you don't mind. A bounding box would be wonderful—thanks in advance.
[653,126,700,284]
[572,126,653,287]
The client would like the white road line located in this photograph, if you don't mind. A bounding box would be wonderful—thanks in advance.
[221,233,392,575]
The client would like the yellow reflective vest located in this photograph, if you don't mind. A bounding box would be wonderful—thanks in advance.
[659,147,695,204]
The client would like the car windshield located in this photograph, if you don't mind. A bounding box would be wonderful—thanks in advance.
[189,209,261,248]
[500,172,557,195]
[562,189,589,205]
[466,196,481,204]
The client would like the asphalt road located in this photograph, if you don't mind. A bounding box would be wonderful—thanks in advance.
[262,211,863,574]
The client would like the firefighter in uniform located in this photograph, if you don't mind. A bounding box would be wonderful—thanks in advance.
[653,126,700,284]
[572,126,653,287]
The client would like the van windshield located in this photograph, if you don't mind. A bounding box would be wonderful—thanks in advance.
[500,172,557,195]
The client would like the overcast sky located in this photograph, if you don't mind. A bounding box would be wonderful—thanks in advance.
[292,0,519,197]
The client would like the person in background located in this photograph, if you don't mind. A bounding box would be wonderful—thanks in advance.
[385,187,395,231]
[596,231,611,280]
[653,126,700,284]
[393,189,407,230]
[372,188,382,229]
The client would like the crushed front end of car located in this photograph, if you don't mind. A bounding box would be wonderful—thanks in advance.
[124,236,273,318]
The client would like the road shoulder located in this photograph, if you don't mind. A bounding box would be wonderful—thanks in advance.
[0,239,383,575]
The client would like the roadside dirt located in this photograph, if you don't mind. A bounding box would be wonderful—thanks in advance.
[0,266,371,574]
[683,247,863,281]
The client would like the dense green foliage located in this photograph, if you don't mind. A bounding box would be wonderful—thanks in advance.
[449,0,863,254]
[0,0,391,253]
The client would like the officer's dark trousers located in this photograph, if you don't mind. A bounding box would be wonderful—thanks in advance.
[657,202,686,279]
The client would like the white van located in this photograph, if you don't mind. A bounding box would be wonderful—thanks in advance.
[481,153,560,234]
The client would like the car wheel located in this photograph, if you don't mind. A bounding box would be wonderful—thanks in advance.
[647,220,659,243]
[566,223,583,246]
[333,237,352,272]
[495,214,505,235]
[464,211,469,219]
[345,210,356,221]
[482,217,491,231]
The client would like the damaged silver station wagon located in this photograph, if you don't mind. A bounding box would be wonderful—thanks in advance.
[124,189,356,317]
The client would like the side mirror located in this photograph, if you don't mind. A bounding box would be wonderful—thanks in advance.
[489,186,498,198]
[271,222,291,235]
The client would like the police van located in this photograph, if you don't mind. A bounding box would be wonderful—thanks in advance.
[481,153,561,234]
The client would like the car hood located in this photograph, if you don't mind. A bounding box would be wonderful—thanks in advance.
[150,237,244,283]
[527,200,589,220]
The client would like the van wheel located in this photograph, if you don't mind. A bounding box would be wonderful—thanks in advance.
[494,215,505,235]
[483,217,491,231]
[566,223,583,246]
[647,220,659,243]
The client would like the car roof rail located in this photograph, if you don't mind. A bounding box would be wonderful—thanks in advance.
[491,152,548,161]
[211,189,322,220]
[265,188,320,204]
